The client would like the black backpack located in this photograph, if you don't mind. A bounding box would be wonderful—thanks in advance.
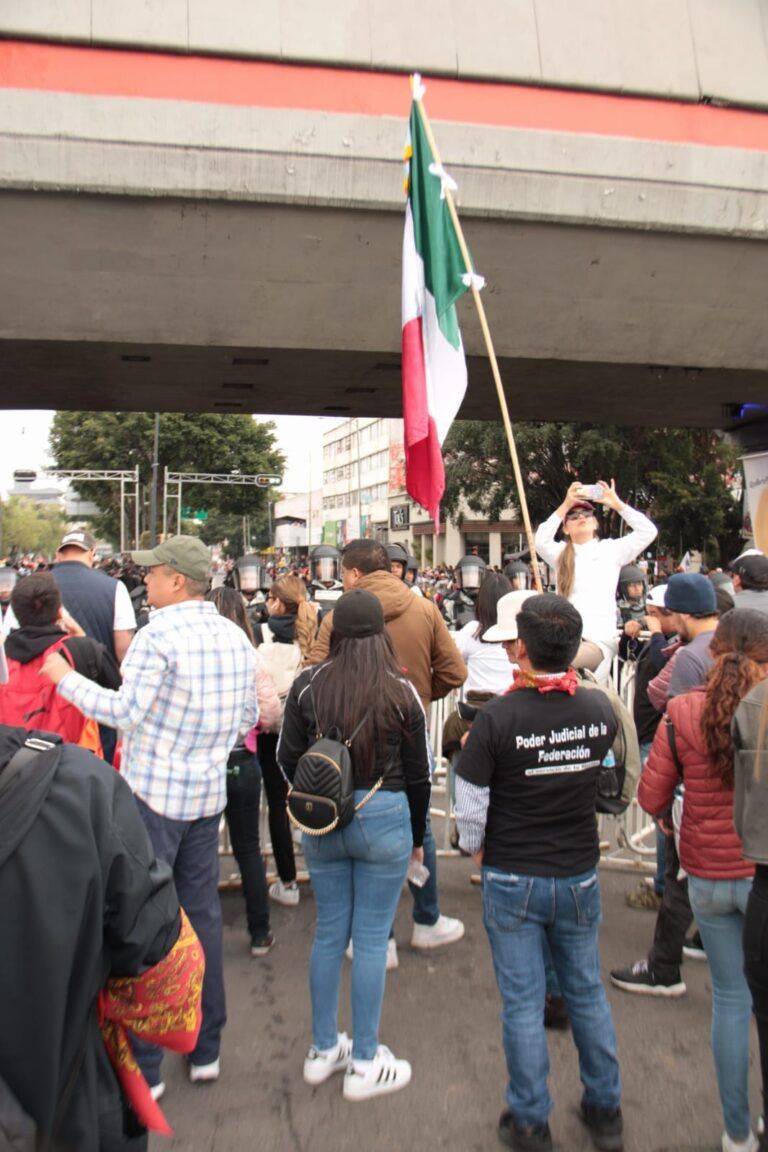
[286,691,386,836]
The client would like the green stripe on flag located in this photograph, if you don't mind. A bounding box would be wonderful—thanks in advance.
[408,104,470,350]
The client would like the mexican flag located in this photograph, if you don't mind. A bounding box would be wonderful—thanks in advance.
[401,94,470,530]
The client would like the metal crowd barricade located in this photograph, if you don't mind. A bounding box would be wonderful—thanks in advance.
[598,633,656,873]
[219,636,658,886]
[428,690,461,854]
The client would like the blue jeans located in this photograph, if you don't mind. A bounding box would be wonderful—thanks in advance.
[225,751,269,940]
[132,797,226,1082]
[409,743,439,925]
[302,790,412,1060]
[482,866,621,1127]
[410,815,439,925]
[688,875,754,1141]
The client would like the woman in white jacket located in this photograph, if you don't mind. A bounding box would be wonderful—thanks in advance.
[534,480,657,675]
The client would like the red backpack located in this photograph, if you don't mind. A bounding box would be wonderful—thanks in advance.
[0,639,102,757]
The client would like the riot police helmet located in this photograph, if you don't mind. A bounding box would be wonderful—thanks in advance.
[233,554,267,600]
[618,563,646,602]
[386,542,409,580]
[310,544,341,586]
[455,553,487,594]
[0,566,17,604]
[404,553,419,585]
[503,559,532,591]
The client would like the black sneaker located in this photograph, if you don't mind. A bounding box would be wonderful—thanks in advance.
[250,930,275,957]
[543,995,570,1031]
[580,1103,624,1152]
[498,1111,553,1152]
[609,959,686,997]
[682,931,707,961]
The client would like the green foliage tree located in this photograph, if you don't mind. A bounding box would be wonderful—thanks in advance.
[49,413,285,552]
[443,421,742,566]
[0,495,68,559]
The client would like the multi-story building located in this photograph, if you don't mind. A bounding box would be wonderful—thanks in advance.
[319,417,526,568]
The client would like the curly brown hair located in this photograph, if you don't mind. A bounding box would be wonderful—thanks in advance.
[701,609,768,788]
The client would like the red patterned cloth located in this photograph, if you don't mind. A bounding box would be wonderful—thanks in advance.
[508,668,580,696]
[98,910,205,1136]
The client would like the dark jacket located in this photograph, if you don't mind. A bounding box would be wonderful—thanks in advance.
[0,725,180,1151]
[632,632,677,746]
[733,678,768,864]
[638,689,753,880]
[277,663,431,847]
[3,625,121,689]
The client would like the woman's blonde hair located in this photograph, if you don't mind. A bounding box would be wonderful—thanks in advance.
[269,574,317,659]
[556,540,576,599]
[556,512,598,599]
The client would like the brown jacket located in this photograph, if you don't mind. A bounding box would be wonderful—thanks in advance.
[306,570,467,713]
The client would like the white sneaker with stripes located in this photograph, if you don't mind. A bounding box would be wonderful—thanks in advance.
[343,1045,411,1102]
[303,1032,352,1086]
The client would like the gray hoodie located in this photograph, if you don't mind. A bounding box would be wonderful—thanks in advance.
[733,678,768,863]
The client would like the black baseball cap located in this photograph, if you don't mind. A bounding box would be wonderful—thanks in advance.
[332,589,384,639]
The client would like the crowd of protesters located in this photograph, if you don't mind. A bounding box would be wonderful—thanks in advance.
[1,484,768,1152]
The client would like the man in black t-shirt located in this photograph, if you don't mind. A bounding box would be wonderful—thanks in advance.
[456,595,623,1152]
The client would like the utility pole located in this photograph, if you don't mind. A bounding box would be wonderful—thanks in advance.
[149,413,160,546]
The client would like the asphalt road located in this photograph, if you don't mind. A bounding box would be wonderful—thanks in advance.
[150,853,761,1152]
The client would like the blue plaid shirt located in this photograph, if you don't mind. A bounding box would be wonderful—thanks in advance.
[57,599,259,819]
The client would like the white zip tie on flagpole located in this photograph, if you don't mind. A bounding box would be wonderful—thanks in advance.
[428,161,458,200]
[412,73,426,101]
[462,272,486,291]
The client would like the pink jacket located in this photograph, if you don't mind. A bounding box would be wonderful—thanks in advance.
[253,652,282,734]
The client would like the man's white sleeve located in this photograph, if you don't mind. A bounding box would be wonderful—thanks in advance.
[455,775,490,855]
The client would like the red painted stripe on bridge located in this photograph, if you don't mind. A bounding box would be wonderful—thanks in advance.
[1,39,767,152]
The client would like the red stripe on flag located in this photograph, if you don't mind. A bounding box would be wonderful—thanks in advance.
[404,416,445,530]
[402,318,445,524]
[401,316,428,447]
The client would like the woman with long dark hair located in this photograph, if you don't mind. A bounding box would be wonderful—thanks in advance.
[639,609,768,1152]
[253,574,318,906]
[278,589,430,1101]
[734,654,768,1151]
[452,571,514,693]
[206,586,281,956]
[534,480,656,676]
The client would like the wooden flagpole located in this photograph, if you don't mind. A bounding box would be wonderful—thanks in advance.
[413,88,544,593]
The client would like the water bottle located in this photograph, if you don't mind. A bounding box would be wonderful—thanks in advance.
[599,747,619,799]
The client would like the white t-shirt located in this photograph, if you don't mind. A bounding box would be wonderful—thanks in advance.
[453,622,514,694]
[534,504,657,647]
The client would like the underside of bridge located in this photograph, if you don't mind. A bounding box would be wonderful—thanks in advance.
[1,190,766,433]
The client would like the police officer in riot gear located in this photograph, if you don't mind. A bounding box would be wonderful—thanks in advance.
[440,553,487,630]
[503,558,533,591]
[308,544,344,617]
[386,543,409,581]
[231,553,269,627]
[387,544,424,597]
[405,553,423,596]
[0,567,17,626]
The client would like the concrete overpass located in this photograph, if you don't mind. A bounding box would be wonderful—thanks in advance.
[0,1,767,440]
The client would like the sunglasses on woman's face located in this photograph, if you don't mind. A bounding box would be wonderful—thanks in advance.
[566,510,594,522]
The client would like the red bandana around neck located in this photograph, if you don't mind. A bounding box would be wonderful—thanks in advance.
[508,668,580,696]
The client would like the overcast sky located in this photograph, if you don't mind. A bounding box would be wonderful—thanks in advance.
[0,410,338,499]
